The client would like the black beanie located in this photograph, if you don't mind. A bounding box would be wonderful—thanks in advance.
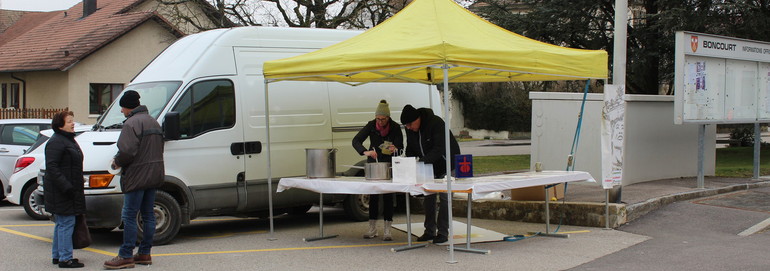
[400,104,419,124]
[119,90,140,109]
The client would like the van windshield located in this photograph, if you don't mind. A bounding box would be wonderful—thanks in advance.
[96,81,181,129]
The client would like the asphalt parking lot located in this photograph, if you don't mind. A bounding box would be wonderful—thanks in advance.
[0,201,648,271]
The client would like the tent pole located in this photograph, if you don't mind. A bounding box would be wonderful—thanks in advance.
[442,66,457,264]
[264,80,276,240]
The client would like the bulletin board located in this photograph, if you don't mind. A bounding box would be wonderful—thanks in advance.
[674,31,770,124]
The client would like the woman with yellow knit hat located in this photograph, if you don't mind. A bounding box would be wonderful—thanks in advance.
[351,99,403,241]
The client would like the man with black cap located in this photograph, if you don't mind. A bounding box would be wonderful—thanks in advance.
[104,90,165,269]
[400,104,460,244]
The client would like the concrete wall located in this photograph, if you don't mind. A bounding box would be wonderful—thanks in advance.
[530,92,716,185]
[68,21,176,123]
[449,93,511,139]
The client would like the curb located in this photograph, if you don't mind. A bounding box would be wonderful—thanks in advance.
[432,180,770,228]
[625,180,770,223]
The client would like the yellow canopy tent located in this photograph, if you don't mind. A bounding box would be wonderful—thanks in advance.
[263,0,607,83]
[261,0,608,260]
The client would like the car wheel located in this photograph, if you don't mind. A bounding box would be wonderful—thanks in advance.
[343,194,369,221]
[22,182,48,220]
[137,190,181,246]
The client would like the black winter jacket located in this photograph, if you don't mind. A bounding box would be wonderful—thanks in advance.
[44,129,85,215]
[352,118,403,163]
[404,108,461,178]
[114,105,165,193]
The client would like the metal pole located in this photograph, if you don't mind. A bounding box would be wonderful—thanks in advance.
[604,189,610,230]
[753,123,761,180]
[610,0,628,202]
[453,193,489,254]
[303,193,337,241]
[264,81,276,240]
[442,67,457,264]
[545,188,550,234]
[392,193,428,252]
[697,124,705,189]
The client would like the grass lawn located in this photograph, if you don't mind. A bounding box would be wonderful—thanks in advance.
[471,146,770,177]
[473,155,530,174]
[715,146,770,177]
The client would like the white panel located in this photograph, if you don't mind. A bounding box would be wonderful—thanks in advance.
[682,56,724,122]
[724,59,758,121]
[758,62,770,119]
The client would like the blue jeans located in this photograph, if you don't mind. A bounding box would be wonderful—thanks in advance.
[52,214,75,261]
[119,189,156,258]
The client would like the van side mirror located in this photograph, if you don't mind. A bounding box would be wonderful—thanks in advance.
[164,111,180,140]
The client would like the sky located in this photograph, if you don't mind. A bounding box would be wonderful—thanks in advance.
[0,0,81,11]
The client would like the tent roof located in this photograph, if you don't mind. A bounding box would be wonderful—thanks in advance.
[263,0,608,84]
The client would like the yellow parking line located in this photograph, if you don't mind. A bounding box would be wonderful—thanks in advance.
[555,230,591,234]
[1,224,412,257]
[191,217,260,222]
[180,230,267,239]
[0,226,52,242]
[0,223,54,227]
[155,242,423,256]
[0,226,117,256]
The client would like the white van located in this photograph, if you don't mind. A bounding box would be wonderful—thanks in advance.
[38,27,440,245]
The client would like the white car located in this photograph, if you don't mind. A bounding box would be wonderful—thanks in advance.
[6,124,91,219]
[0,119,51,201]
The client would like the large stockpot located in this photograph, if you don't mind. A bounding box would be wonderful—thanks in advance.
[364,162,391,180]
[306,148,337,178]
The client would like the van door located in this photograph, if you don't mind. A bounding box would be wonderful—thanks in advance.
[164,79,246,213]
[235,47,330,211]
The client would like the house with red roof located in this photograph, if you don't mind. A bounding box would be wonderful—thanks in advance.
[0,0,233,123]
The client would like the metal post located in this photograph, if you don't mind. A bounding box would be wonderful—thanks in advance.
[303,193,337,242]
[697,124,705,189]
[442,67,457,264]
[545,188,550,234]
[453,193,489,254]
[530,188,569,238]
[610,0,628,204]
[264,81,276,240]
[604,189,611,230]
[392,193,428,252]
[753,123,761,180]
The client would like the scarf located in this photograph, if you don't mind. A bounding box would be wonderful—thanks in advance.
[375,121,390,137]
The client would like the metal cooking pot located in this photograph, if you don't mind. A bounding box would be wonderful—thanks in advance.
[364,162,391,180]
[306,148,337,178]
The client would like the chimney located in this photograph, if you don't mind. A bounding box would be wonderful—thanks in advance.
[83,0,97,18]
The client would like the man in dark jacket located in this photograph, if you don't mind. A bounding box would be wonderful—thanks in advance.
[104,91,165,270]
[400,104,460,244]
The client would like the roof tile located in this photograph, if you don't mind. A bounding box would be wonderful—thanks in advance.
[0,0,179,72]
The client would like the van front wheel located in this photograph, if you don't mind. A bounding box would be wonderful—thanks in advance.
[138,190,181,245]
[343,194,369,221]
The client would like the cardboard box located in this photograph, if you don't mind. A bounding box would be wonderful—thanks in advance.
[508,183,565,201]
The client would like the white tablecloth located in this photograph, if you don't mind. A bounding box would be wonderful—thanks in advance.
[421,170,594,198]
[277,176,427,195]
[277,171,594,198]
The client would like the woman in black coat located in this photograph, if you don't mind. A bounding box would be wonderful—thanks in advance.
[351,100,403,241]
[44,111,85,268]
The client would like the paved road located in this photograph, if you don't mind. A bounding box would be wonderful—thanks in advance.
[459,139,530,156]
[568,187,770,271]
[0,199,645,271]
[3,186,770,270]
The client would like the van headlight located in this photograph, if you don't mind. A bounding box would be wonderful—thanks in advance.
[88,174,115,188]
